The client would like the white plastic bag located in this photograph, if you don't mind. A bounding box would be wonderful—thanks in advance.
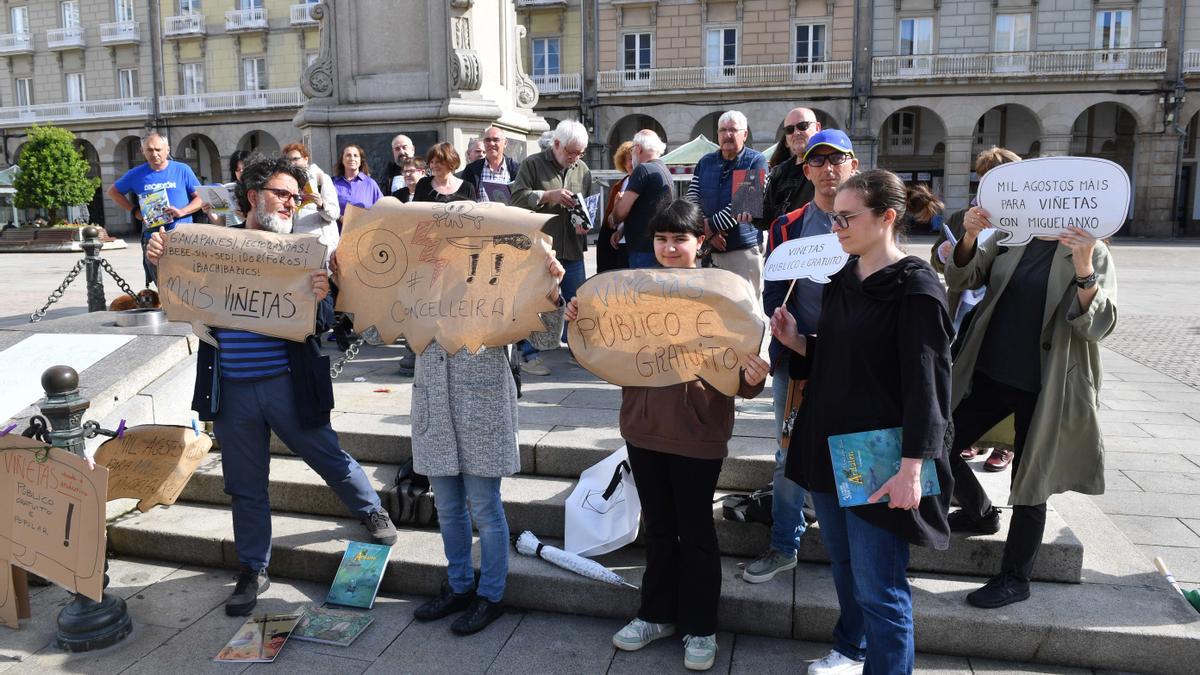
[564,445,641,556]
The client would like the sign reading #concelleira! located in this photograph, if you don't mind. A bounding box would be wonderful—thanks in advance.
[567,268,765,397]
[976,156,1130,246]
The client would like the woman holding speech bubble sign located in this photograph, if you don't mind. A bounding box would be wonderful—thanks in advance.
[565,200,768,672]
[770,169,953,674]
[944,188,1117,610]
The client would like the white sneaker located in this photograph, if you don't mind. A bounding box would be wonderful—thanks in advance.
[808,649,864,675]
[683,633,717,671]
[612,618,675,651]
[520,356,551,376]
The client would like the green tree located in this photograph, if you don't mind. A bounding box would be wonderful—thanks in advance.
[13,124,100,225]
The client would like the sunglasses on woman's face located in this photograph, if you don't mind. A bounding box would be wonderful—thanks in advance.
[784,121,815,135]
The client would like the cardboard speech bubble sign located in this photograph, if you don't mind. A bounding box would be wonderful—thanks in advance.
[0,435,107,602]
[977,156,1130,246]
[763,233,849,283]
[0,562,17,629]
[567,268,766,396]
[94,424,213,512]
[335,199,560,354]
[157,224,327,346]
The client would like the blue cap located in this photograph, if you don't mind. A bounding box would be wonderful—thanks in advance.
[803,129,854,160]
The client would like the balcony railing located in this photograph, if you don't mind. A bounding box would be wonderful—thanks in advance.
[532,73,581,95]
[1185,49,1200,75]
[100,21,140,44]
[0,97,151,127]
[47,26,85,50]
[164,14,206,37]
[290,3,318,25]
[597,60,852,92]
[226,8,268,32]
[158,88,304,114]
[0,33,33,54]
[873,48,1167,81]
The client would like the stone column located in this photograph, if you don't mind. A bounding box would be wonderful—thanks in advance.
[1132,132,1180,237]
[942,135,974,214]
[1038,131,1074,157]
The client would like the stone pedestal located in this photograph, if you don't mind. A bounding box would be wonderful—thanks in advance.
[294,0,548,174]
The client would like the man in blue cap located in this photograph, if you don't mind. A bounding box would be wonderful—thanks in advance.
[744,130,860,602]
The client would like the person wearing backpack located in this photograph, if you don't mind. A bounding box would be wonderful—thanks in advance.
[565,200,769,671]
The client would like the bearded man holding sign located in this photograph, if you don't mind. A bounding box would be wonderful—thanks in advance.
[146,156,398,618]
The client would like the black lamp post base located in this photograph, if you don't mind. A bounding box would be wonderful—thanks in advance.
[55,592,132,652]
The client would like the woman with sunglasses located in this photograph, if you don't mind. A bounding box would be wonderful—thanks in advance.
[772,169,953,674]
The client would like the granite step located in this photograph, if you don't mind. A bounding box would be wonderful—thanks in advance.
[178,453,1082,582]
[105,503,1200,674]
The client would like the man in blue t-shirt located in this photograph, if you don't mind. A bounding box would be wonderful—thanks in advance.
[610,129,673,269]
[107,132,202,284]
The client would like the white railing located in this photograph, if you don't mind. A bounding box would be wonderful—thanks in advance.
[100,21,140,44]
[158,87,304,114]
[164,14,206,37]
[47,27,84,50]
[0,33,33,54]
[597,60,852,92]
[226,8,268,31]
[0,97,151,126]
[1184,49,1200,75]
[532,72,582,94]
[873,48,1167,81]
[290,3,317,25]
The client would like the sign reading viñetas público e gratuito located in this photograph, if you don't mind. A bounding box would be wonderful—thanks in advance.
[976,156,1131,246]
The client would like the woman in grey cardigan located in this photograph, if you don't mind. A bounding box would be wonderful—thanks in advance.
[411,257,564,635]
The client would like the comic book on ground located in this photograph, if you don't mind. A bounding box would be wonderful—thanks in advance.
[828,427,941,507]
[325,541,391,609]
[730,168,765,219]
[213,612,302,662]
[292,605,374,647]
[140,189,175,230]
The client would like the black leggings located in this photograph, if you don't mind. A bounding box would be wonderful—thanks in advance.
[950,373,1047,582]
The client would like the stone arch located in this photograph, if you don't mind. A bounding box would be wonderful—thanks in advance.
[606,113,668,164]
[971,104,1043,159]
[114,135,142,174]
[73,139,104,226]
[237,130,281,156]
[876,106,948,219]
[1069,103,1137,171]
[176,133,223,184]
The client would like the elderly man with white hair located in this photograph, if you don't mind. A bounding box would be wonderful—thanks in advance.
[685,110,768,296]
[511,120,595,376]
[610,129,673,269]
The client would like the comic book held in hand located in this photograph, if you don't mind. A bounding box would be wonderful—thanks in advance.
[480,181,512,204]
[292,605,375,647]
[731,169,765,219]
[567,192,596,233]
[213,612,302,662]
[140,189,175,230]
[196,183,238,216]
[326,542,391,609]
[828,427,941,507]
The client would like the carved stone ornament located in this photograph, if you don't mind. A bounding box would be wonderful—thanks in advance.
[451,49,482,91]
[513,25,539,109]
[450,0,475,8]
[452,16,472,50]
[300,2,334,99]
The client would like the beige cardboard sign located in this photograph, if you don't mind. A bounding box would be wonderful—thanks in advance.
[157,224,327,346]
[0,435,107,602]
[567,268,766,396]
[0,563,16,629]
[94,425,213,512]
[336,199,559,353]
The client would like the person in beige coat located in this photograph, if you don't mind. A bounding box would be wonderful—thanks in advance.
[944,206,1117,609]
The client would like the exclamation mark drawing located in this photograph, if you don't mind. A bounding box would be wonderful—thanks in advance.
[63,502,75,547]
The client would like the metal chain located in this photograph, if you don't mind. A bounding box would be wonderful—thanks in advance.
[98,258,140,304]
[330,338,364,379]
[30,260,86,323]
[21,416,51,461]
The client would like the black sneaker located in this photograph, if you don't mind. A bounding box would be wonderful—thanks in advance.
[414,580,475,621]
[967,572,1031,609]
[397,348,416,377]
[947,506,1001,535]
[450,596,505,635]
[363,509,398,545]
[226,567,269,616]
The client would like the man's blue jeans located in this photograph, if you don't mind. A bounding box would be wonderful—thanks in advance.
[771,367,808,556]
[428,474,509,603]
[627,250,659,269]
[214,373,383,571]
[810,491,914,673]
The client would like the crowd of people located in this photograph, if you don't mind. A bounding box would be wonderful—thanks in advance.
[117,107,1117,673]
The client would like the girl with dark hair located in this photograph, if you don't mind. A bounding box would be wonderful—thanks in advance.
[565,199,769,671]
[772,169,953,674]
[228,150,251,183]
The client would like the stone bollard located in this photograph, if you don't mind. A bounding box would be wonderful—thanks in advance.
[37,365,132,652]
[80,226,106,313]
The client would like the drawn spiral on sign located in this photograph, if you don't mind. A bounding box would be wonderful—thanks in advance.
[355,228,409,289]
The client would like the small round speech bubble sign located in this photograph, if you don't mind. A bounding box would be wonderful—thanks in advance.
[977,156,1130,247]
[762,233,849,284]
